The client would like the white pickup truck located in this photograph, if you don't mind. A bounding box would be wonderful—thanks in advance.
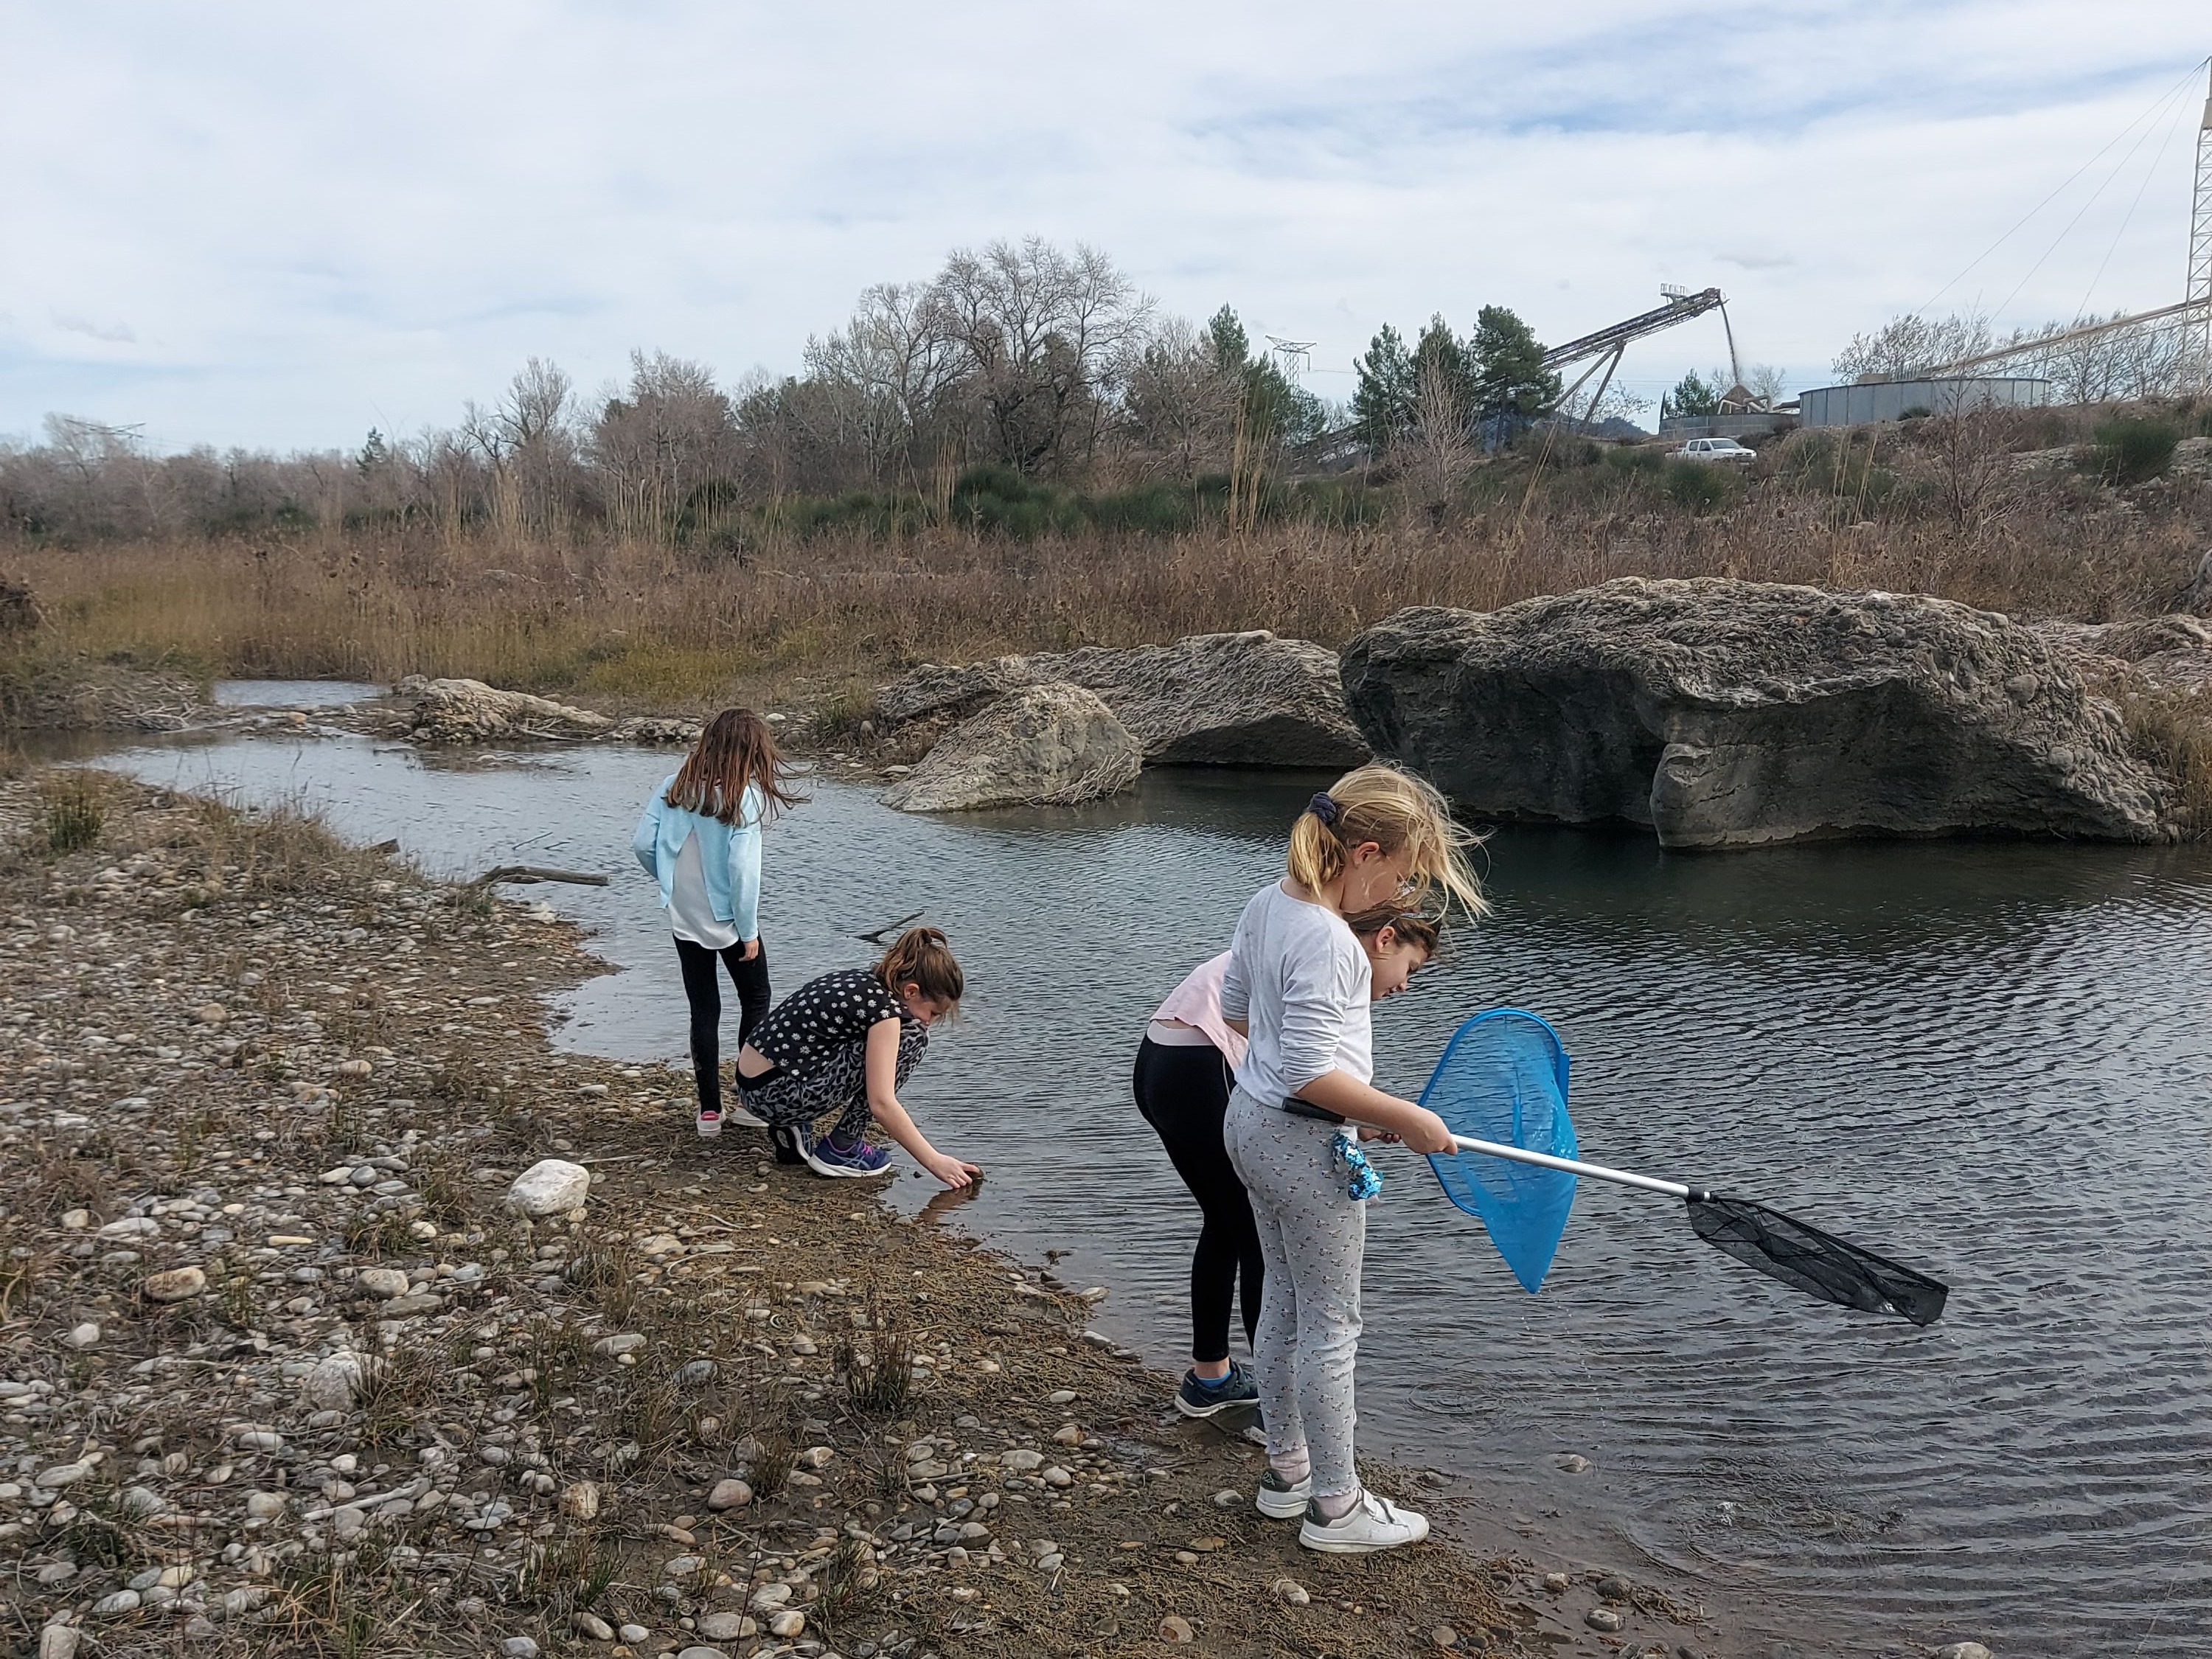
[1669,437,1757,464]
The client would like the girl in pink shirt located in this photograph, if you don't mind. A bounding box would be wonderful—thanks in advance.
[1134,908,1438,1420]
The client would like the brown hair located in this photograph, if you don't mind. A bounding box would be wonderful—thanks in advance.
[665,709,807,827]
[1289,762,1489,920]
[876,925,964,1010]
[1344,906,1441,959]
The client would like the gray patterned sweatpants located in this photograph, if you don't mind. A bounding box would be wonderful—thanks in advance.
[1221,1083,1367,1500]
[734,1026,926,1146]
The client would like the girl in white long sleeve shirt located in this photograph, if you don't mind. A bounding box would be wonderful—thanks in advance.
[1220,765,1485,1556]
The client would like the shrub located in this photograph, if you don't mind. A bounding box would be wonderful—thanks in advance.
[2091,417,2180,485]
[1664,460,1738,514]
[41,773,102,853]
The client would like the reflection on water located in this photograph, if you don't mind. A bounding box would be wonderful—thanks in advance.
[85,732,2212,1658]
[212,679,382,708]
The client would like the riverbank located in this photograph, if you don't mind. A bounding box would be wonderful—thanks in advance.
[0,771,1733,1659]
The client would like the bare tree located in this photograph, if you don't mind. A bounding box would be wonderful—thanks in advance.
[931,238,1152,476]
[1406,352,1475,507]
[1832,313,1992,381]
[589,352,737,540]
[1121,317,1237,478]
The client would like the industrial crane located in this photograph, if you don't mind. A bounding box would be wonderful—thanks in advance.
[1293,285,1739,470]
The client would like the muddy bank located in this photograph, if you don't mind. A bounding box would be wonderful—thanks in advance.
[0,773,1747,1659]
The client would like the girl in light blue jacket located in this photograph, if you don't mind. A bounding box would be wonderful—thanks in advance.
[633,709,805,1137]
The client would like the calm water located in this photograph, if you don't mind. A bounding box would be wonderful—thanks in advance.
[86,721,2212,1659]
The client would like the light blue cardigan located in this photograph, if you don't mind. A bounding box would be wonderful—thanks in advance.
[632,776,763,942]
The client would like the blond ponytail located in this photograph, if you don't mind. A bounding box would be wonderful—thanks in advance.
[1290,763,1489,921]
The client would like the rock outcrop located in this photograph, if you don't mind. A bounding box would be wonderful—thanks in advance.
[1341,577,2169,849]
[880,682,1143,813]
[397,677,697,745]
[877,631,1367,768]
[2036,613,2212,693]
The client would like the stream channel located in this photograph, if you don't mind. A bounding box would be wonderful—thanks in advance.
[60,684,2212,1658]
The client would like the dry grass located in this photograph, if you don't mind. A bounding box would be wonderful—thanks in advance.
[2123,685,2212,832]
[4,455,2205,715]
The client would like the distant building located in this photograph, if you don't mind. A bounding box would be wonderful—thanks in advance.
[1798,377,2051,428]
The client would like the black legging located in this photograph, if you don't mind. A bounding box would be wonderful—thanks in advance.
[675,936,771,1114]
[1133,1036,1262,1365]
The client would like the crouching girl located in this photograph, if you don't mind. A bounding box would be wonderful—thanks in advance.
[732,926,981,1188]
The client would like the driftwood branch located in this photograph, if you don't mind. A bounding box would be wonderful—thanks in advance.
[468,865,610,888]
[855,909,925,945]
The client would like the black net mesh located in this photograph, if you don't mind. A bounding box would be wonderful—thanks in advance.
[1686,1196,1948,1326]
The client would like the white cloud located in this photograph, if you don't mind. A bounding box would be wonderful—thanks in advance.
[4,0,2206,447]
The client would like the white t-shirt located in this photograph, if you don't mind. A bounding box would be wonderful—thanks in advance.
[1220,880,1372,1105]
[668,832,740,950]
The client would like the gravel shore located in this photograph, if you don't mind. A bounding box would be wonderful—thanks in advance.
[0,769,1721,1659]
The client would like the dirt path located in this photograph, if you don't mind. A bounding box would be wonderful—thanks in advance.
[0,771,1721,1659]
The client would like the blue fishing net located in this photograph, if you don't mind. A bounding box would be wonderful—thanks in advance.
[1419,1009,1579,1293]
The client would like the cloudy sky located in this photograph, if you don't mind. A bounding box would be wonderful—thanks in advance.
[4,1,2208,451]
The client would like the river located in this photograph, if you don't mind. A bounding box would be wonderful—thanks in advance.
[67,688,2212,1658]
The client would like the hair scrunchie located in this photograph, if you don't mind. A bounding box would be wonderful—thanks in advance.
[1306,792,1340,826]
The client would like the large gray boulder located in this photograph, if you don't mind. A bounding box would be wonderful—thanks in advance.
[877,631,1367,768]
[1341,577,2169,849]
[880,682,1143,813]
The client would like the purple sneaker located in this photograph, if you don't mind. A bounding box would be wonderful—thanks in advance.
[804,1133,893,1179]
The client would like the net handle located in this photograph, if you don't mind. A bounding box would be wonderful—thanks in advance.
[1447,1134,1703,1200]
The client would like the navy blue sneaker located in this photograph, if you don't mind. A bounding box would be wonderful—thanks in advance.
[804,1134,894,1179]
[768,1123,807,1166]
[1175,1360,1259,1419]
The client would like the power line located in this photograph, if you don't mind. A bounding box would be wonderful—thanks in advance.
[1919,59,2207,314]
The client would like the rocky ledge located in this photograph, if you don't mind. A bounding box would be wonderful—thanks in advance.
[879,684,1143,813]
[1342,577,2174,849]
[877,632,1368,773]
[0,772,1739,1659]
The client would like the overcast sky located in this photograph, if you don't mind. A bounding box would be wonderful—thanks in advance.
[4,1,2208,451]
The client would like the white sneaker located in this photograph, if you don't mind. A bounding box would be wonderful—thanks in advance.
[1255,1467,1310,1520]
[723,1102,768,1130]
[694,1107,723,1138]
[1298,1489,1430,1554]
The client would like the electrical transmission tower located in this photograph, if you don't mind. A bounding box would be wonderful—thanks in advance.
[2191,60,2212,390]
[1265,336,1315,377]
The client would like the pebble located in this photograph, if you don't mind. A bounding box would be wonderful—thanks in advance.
[1595,1573,1631,1601]
[1046,1388,1077,1404]
[1433,1626,1459,1649]
[1543,1571,1571,1592]
[1003,1449,1044,1471]
[1211,1489,1242,1508]
[1160,1614,1195,1643]
[1586,1607,1624,1632]
[141,1266,207,1302]
[1935,1646,1994,1659]
[500,1639,540,1659]
[1559,1453,1591,1473]
[60,1208,91,1229]
[662,1555,703,1577]
[245,1491,287,1519]
[356,1267,411,1298]
[593,1332,646,1357]
[618,1627,650,1644]
[35,1462,93,1488]
[91,1590,142,1616]
[1051,1424,1082,1446]
[560,1481,602,1520]
[678,1648,732,1659]
[229,1428,285,1452]
[63,1323,100,1348]
[304,1352,373,1411]
[38,1631,81,1659]
[768,1610,807,1638]
[706,1478,752,1511]
[1272,1578,1310,1606]
[749,1583,793,1613]
[573,1613,613,1641]
[695,1613,753,1640]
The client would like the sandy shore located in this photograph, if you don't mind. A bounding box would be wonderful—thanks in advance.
[0,770,1728,1659]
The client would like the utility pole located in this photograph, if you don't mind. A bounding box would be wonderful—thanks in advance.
[2190,59,2212,390]
[1265,336,1315,378]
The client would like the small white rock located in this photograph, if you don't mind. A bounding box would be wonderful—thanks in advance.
[573,1613,613,1641]
[1935,1646,1994,1659]
[91,1590,141,1617]
[1272,1577,1311,1606]
[507,1158,591,1217]
[64,1323,100,1349]
[767,1610,805,1639]
[304,1352,375,1411]
[356,1267,411,1299]
[706,1478,752,1511]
